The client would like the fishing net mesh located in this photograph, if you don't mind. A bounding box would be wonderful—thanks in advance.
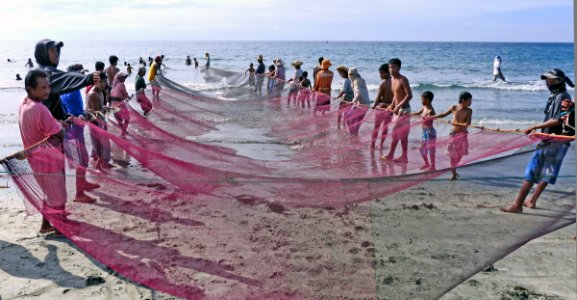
[2,67,575,299]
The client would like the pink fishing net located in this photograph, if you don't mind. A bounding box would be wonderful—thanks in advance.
[2,67,574,299]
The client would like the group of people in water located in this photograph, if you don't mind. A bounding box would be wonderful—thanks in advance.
[242,55,473,180]
[237,53,574,214]
[2,37,574,235]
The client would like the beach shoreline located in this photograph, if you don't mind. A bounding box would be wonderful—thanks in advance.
[0,167,574,299]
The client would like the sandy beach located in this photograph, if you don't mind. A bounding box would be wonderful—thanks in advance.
[0,152,574,300]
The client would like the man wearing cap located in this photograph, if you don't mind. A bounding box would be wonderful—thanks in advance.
[502,69,575,213]
[34,39,100,122]
[34,39,101,202]
[255,55,266,95]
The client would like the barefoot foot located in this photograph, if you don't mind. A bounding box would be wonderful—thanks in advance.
[500,205,523,213]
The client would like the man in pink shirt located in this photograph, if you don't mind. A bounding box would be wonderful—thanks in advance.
[18,70,67,234]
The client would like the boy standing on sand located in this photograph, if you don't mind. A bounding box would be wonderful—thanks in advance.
[382,58,413,163]
[435,91,473,180]
[370,63,394,150]
[411,91,437,170]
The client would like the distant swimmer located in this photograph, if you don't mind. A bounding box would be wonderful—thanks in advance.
[16,73,22,80]
[186,55,192,66]
[492,56,507,82]
[205,52,210,69]
[7,58,12,63]
[127,63,133,74]
[25,58,34,68]
[193,58,198,68]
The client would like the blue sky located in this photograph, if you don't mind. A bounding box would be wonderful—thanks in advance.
[0,0,573,42]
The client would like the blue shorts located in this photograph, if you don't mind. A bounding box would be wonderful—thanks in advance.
[524,142,570,185]
[420,127,437,155]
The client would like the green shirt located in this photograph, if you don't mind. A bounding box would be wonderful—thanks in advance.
[135,76,147,92]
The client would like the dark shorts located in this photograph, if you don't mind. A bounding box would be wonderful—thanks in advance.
[524,142,570,185]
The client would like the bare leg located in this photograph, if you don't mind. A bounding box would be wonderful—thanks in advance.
[429,149,436,170]
[449,155,462,180]
[379,124,388,149]
[501,180,533,213]
[523,181,548,209]
[383,139,398,160]
[39,217,55,234]
[394,137,409,163]
[419,145,430,169]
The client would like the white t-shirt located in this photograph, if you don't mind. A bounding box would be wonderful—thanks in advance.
[493,59,501,75]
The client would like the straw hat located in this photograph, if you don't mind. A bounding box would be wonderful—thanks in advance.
[321,59,332,69]
[255,55,264,60]
[335,65,348,74]
[275,58,284,65]
[291,60,303,67]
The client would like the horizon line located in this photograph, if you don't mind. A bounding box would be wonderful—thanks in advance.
[1,39,574,44]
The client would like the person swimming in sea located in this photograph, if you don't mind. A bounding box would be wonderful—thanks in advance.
[16,74,22,80]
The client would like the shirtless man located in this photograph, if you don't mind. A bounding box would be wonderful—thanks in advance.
[370,63,394,150]
[104,55,120,88]
[382,58,413,162]
[434,91,473,180]
[86,75,113,171]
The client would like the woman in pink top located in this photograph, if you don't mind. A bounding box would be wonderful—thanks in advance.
[110,72,131,135]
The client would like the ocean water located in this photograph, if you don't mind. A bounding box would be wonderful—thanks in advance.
[0,41,574,157]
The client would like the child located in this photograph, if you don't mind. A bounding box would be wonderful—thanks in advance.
[266,64,276,96]
[245,63,256,87]
[381,58,412,163]
[435,91,473,180]
[298,72,312,108]
[286,60,304,105]
[333,66,354,128]
[127,63,133,74]
[135,67,153,116]
[411,91,437,170]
